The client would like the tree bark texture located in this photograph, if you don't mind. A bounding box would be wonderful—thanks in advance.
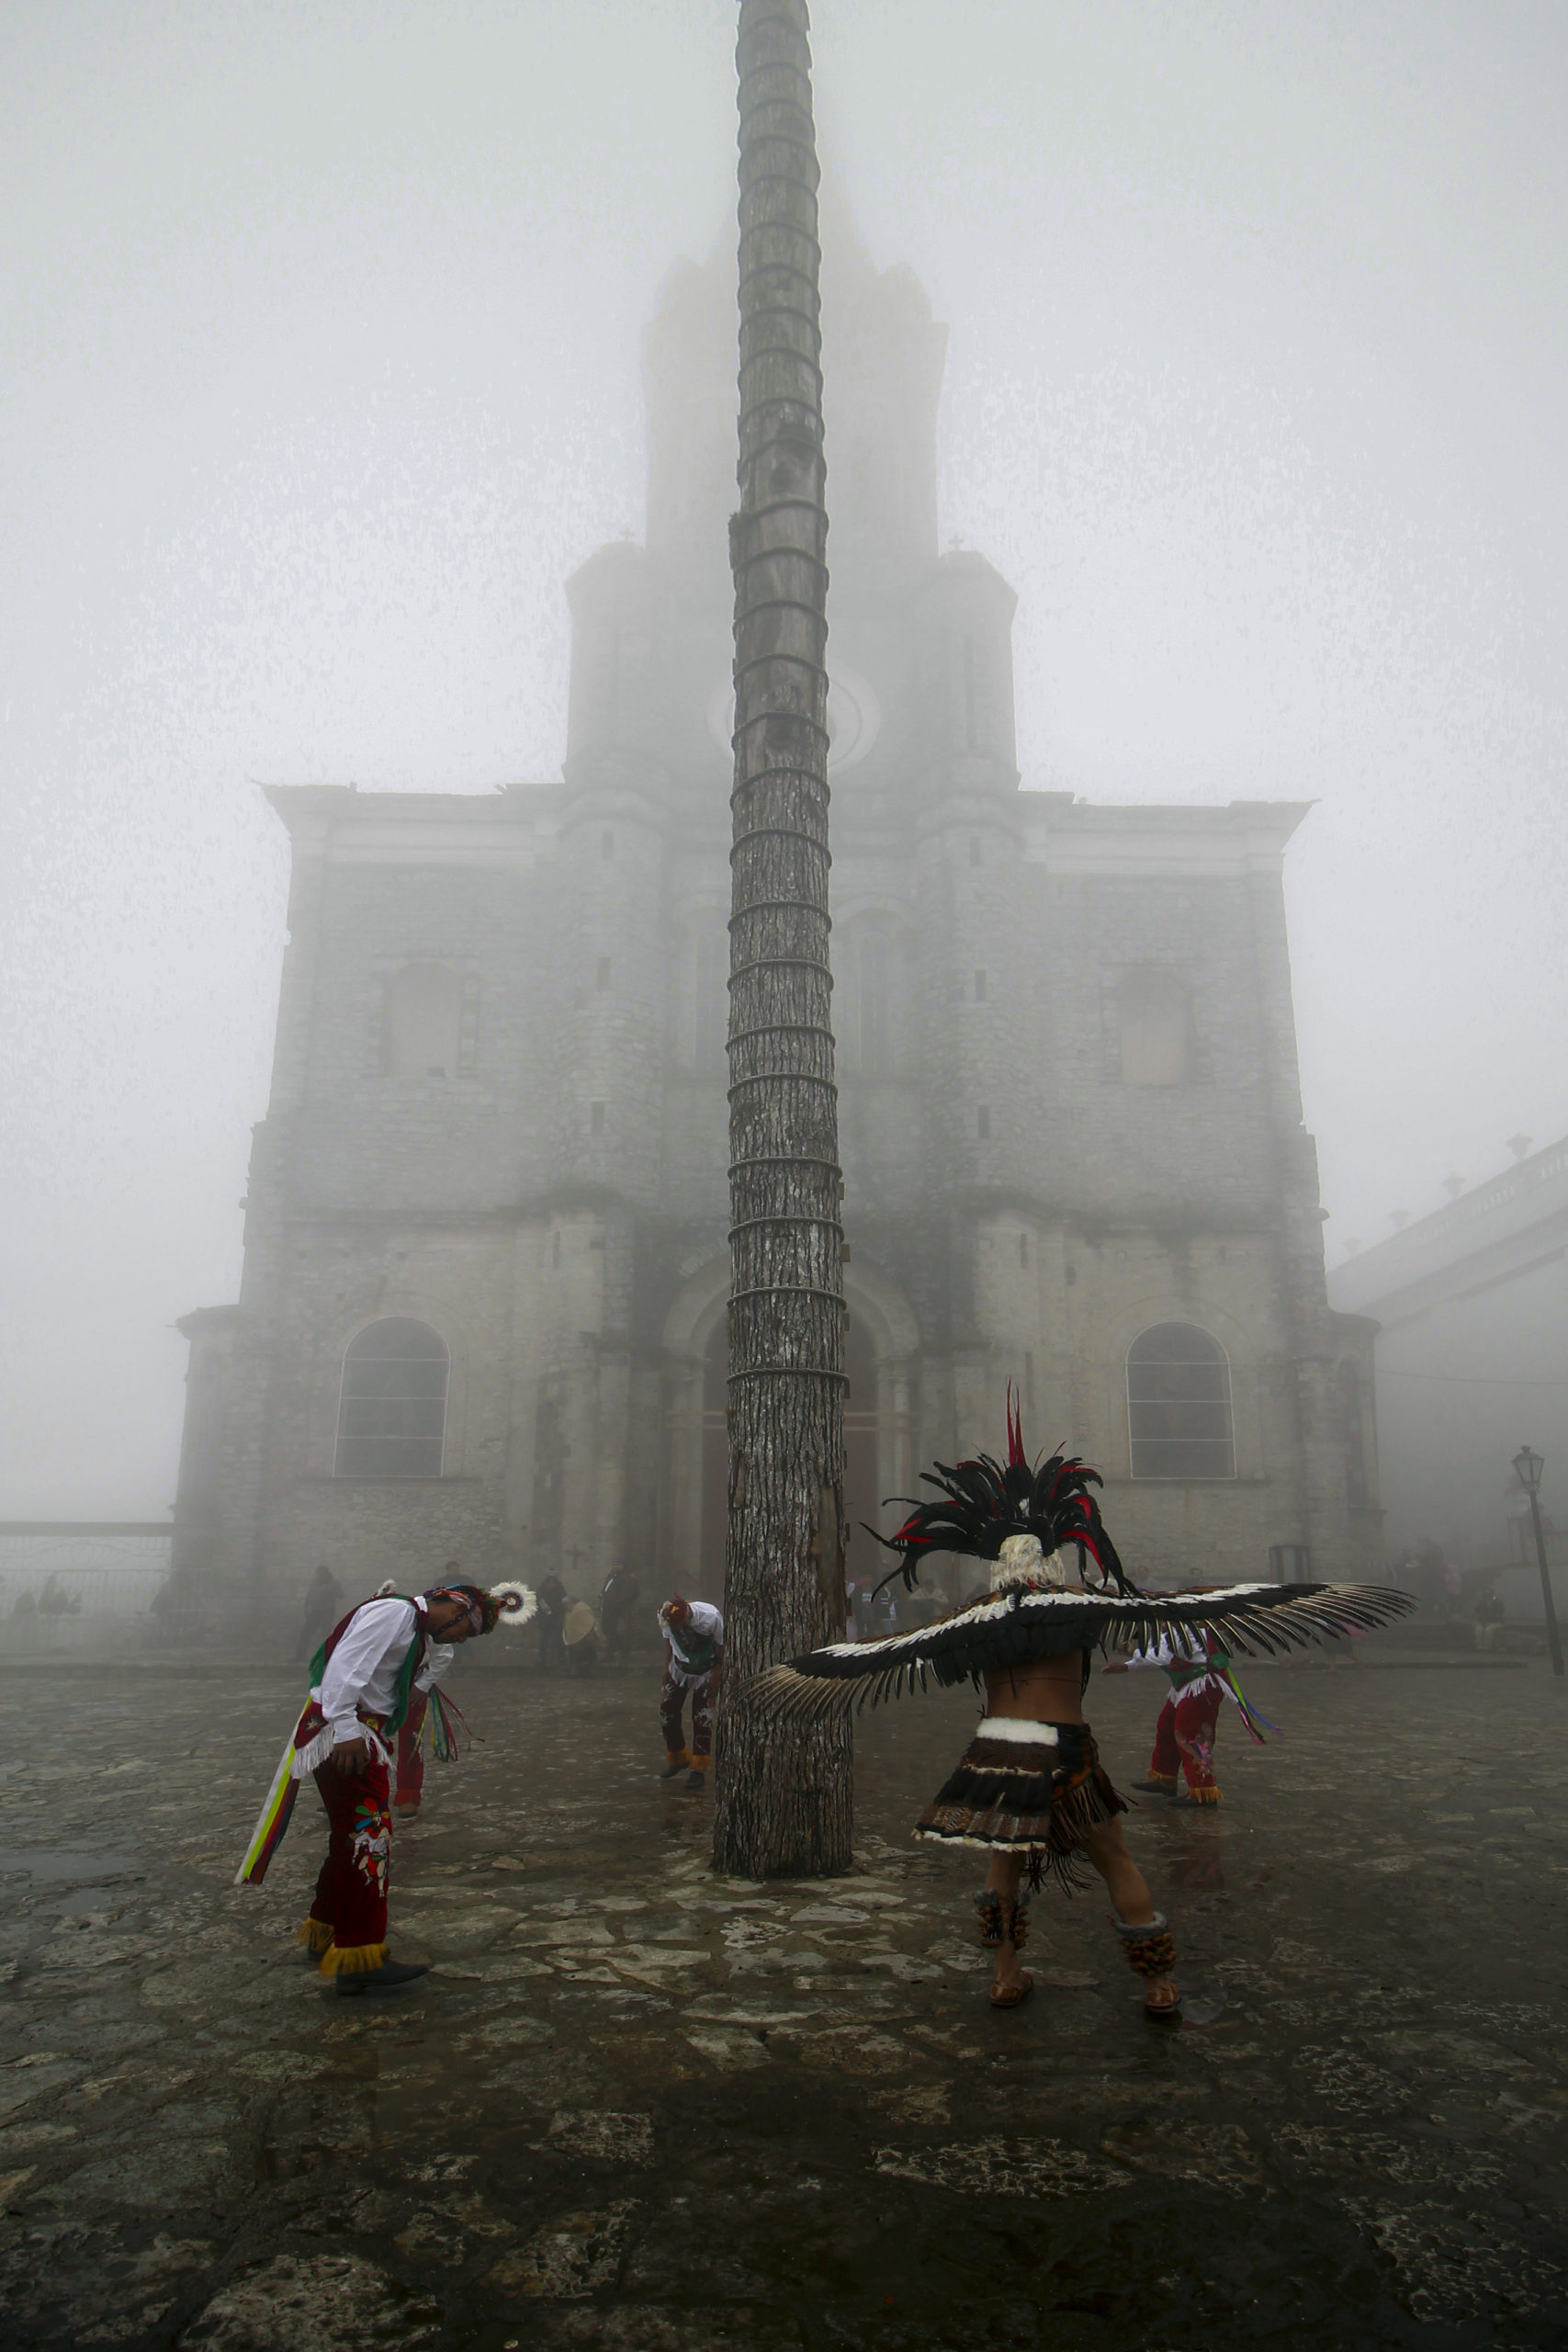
[712,0,852,1880]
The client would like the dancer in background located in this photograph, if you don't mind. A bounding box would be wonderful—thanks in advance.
[658,1595,724,1791]
[739,1400,1412,2017]
[238,1576,533,1992]
[1105,1627,1276,1806]
[600,1561,641,1668]
[295,1563,344,1662]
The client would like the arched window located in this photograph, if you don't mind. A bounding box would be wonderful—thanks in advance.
[1116,967,1193,1086]
[698,1310,882,1593]
[335,1319,448,1478]
[1126,1324,1235,1480]
[382,963,464,1079]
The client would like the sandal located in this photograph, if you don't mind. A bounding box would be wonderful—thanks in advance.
[989,1971,1033,2009]
[1142,1977,1182,2023]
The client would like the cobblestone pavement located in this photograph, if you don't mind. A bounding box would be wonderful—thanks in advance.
[1,1647,1565,2349]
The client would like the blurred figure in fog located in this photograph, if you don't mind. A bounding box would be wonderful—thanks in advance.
[600,1562,640,1668]
[535,1569,567,1672]
[296,1565,345,1661]
[1473,1587,1505,1653]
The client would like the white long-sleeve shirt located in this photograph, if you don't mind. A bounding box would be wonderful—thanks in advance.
[660,1600,724,1688]
[314,1596,452,1747]
[1124,1632,1208,1671]
[1124,1630,1235,1704]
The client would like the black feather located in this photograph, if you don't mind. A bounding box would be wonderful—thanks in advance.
[734,1580,1416,1722]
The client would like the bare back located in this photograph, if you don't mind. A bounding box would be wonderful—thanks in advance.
[983,1650,1087,1724]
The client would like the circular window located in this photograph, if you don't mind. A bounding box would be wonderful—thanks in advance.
[707,665,882,775]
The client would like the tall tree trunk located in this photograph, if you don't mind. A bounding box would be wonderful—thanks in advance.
[712,0,852,1880]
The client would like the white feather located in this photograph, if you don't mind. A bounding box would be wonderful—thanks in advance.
[489,1578,536,1629]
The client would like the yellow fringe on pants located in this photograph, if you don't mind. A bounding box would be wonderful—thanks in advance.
[317,1941,389,1975]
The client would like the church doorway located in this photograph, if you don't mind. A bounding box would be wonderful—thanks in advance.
[698,1313,882,1599]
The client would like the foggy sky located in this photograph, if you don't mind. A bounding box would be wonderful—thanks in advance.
[3,0,1565,1515]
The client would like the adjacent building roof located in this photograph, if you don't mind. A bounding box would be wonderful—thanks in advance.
[1328,1136,1568,1329]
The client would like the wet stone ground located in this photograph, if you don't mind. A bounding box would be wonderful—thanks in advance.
[0,1647,1565,2349]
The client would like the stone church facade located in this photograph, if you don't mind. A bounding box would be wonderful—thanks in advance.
[173,233,1382,1617]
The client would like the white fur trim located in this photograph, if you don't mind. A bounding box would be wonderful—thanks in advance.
[290,1726,333,1777]
[990,1534,1072,1592]
[975,1717,1061,1746]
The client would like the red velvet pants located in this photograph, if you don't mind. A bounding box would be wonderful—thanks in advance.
[310,1750,393,1954]
[395,1692,427,1814]
[1149,1682,1224,1798]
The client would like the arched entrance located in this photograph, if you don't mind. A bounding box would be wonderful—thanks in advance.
[660,1252,919,1602]
[697,1311,886,1594]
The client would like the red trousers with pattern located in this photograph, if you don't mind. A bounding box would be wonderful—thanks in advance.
[660,1671,716,1761]
[1149,1682,1224,1795]
[395,1692,427,1813]
[310,1752,393,1951]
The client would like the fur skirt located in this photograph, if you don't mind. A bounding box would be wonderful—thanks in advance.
[915,1717,1128,1892]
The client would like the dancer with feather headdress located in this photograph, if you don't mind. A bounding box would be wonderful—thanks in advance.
[739,1399,1413,2017]
[236,1575,534,1993]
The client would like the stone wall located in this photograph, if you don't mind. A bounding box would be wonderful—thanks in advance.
[173,241,1376,1618]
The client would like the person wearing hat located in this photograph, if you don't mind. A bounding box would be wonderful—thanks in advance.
[237,1576,532,1992]
[657,1595,724,1792]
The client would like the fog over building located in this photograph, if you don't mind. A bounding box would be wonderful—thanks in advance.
[1329,1135,1568,1578]
[172,224,1382,1614]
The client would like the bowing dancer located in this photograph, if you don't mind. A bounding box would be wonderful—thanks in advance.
[657,1595,724,1791]
[739,1399,1412,2018]
[237,1576,533,1992]
[1104,1626,1275,1806]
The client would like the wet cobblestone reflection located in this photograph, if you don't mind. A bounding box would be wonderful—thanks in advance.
[1,1653,1564,2346]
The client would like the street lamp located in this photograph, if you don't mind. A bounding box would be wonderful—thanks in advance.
[1512,1445,1564,1681]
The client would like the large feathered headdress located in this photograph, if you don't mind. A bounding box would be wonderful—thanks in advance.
[868,1391,1135,1598]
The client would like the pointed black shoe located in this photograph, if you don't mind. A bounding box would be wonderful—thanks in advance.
[334,1960,431,1996]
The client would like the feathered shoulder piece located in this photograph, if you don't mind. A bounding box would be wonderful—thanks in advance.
[743,1578,1415,1726]
[867,1392,1134,1596]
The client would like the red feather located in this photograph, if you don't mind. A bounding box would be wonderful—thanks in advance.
[1006,1384,1026,1470]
